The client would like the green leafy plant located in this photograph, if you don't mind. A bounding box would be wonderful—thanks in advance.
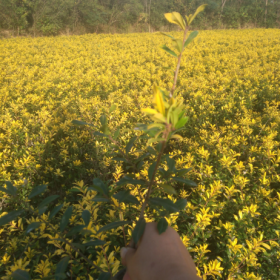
[0,5,207,280]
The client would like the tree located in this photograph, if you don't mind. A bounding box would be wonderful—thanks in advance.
[264,0,268,25]
[1,0,279,35]
[0,0,28,35]
[24,0,49,36]
[77,0,107,33]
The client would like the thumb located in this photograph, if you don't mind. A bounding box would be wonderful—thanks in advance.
[120,247,136,266]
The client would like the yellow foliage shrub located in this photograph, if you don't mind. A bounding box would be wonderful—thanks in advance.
[0,26,280,279]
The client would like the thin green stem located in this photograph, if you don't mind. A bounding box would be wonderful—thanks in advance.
[170,25,189,97]
[139,140,167,220]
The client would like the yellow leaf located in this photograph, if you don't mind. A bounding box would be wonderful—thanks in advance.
[111,197,119,207]
[164,12,186,30]
[171,134,183,141]
[188,4,207,25]
[147,123,165,129]
[164,13,177,25]
[153,85,165,115]
[172,12,186,30]
[54,249,64,255]
[261,243,271,250]
[142,108,158,115]
[153,113,167,123]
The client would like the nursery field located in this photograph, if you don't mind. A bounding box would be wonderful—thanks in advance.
[1,28,280,279]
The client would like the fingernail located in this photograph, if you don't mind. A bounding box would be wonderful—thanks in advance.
[120,247,128,259]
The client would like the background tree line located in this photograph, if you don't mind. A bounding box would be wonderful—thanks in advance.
[0,0,279,37]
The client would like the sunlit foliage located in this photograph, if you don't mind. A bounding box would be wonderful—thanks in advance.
[0,27,280,279]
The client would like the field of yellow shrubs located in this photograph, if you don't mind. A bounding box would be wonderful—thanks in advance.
[1,28,280,279]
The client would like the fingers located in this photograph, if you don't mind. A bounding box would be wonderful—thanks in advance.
[120,247,136,266]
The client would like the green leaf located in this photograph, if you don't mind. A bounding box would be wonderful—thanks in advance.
[184,31,199,49]
[175,116,189,129]
[72,243,85,253]
[147,146,157,155]
[0,186,12,196]
[94,131,108,138]
[0,181,17,196]
[6,181,18,196]
[173,39,183,53]
[160,184,177,195]
[109,104,117,113]
[132,218,146,245]
[49,203,63,219]
[100,115,107,126]
[100,123,110,135]
[148,162,157,181]
[91,184,105,196]
[38,195,60,209]
[98,272,111,280]
[149,198,178,213]
[161,45,178,57]
[176,168,192,177]
[172,177,197,187]
[114,127,120,138]
[60,206,73,232]
[38,206,48,215]
[43,274,66,280]
[28,184,47,199]
[178,110,186,120]
[160,32,175,40]
[66,225,86,236]
[0,210,24,226]
[92,178,109,197]
[55,256,70,280]
[113,190,139,205]
[11,269,31,280]
[97,221,131,233]
[69,188,81,193]
[147,137,165,145]
[126,136,137,154]
[166,156,176,172]
[26,222,41,234]
[158,168,169,178]
[82,210,90,227]
[91,195,110,202]
[135,123,148,131]
[109,184,123,196]
[174,199,187,210]
[137,161,144,171]
[157,217,168,234]
[84,240,106,247]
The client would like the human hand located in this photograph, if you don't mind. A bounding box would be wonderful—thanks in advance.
[120,222,202,280]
